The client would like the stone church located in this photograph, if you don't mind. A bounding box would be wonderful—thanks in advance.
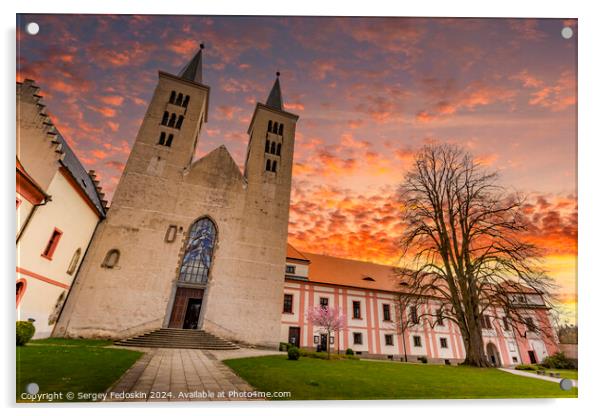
[54,45,299,348]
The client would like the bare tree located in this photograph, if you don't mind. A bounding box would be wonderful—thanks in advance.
[395,144,555,367]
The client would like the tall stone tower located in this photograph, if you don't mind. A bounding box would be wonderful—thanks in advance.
[55,46,299,348]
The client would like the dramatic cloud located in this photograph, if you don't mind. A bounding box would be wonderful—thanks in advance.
[17,15,577,319]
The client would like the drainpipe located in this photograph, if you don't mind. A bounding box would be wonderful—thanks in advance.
[16,195,52,244]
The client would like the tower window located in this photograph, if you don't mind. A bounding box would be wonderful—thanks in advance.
[265,139,270,153]
[273,122,279,134]
[168,113,176,127]
[278,124,283,135]
[158,132,166,145]
[169,91,176,104]
[268,120,273,133]
[271,160,277,172]
[183,95,190,107]
[102,249,120,269]
[266,159,272,171]
[270,141,276,154]
[176,115,184,129]
[175,93,183,106]
[276,143,282,156]
[161,111,169,125]
[166,134,174,147]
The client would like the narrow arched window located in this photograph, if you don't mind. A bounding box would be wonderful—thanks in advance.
[268,120,273,133]
[102,249,120,269]
[266,159,272,171]
[169,91,176,104]
[278,124,284,135]
[48,291,66,325]
[271,160,277,172]
[16,279,26,307]
[273,122,279,134]
[179,217,217,284]
[168,113,176,127]
[176,93,183,106]
[176,115,184,129]
[276,143,282,156]
[166,134,174,147]
[66,248,81,275]
[162,111,169,125]
[183,95,190,107]
[270,142,276,154]
[265,140,270,153]
[158,132,166,145]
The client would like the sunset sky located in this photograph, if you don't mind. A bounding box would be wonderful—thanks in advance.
[17,15,577,323]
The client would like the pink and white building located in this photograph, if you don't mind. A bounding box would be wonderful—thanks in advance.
[281,244,559,367]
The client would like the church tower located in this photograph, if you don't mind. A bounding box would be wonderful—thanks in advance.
[55,45,299,348]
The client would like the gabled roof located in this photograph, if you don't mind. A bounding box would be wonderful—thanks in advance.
[265,74,283,111]
[178,44,204,84]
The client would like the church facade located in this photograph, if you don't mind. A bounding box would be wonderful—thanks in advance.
[54,46,299,348]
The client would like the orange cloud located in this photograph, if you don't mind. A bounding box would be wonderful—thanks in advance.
[100,95,125,106]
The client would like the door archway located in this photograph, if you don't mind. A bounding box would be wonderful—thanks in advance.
[486,342,502,367]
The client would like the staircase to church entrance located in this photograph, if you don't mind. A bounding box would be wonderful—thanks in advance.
[114,328,239,350]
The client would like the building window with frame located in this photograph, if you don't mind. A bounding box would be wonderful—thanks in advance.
[385,334,394,346]
[319,297,329,309]
[283,294,293,313]
[285,265,296,274]
[353,332,363,345]
[436,308,444,326]
[16,279,27,307]
[41,228,63,260]
[352,301,361,319]
[481,314,493,330]
[413,335,422,347]
[440,337,448,349]
[525,317,537,332]
[410,306,419,324]
[66,248,81,275]
[503,316,511,331]
[383,303,391,321]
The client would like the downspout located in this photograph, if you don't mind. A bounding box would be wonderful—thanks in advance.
[16,195,52,244]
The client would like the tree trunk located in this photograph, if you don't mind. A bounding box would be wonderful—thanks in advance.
[462,319,490,367]
[327,330,331,360]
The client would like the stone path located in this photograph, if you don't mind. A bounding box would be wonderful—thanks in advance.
[106,347,283,402]
[500,368,578,388]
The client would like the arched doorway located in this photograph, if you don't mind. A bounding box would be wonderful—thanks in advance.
[486,342,502,367]
[167,217,217,329]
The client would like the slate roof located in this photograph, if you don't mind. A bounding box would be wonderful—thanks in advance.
[178,44,204,84]
[265,74,283,111]
[55,132,106,217]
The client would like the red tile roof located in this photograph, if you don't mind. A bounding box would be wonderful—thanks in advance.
[286,243,310,262]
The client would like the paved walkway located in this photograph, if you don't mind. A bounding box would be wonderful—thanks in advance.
[500,368,578,388]
[106,348,283,402]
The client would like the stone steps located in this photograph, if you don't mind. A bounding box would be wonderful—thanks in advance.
[114,328,239,350]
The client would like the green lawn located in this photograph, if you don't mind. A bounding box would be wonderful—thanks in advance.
[518,368,578,380]
[224,355,577,400]
[16,339,142,402]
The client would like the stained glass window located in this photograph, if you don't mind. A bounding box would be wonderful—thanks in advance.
[179,217,217,284]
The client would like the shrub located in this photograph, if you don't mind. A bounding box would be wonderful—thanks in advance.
[418,356,428,364]
[345,348,354,356]
[16,321,35,346]
[288,346,300,360]
[279,342,292,352]
[541,352,575,369]
[515,364,538,371]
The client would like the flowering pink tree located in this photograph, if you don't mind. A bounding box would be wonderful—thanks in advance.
[306,306,346,359]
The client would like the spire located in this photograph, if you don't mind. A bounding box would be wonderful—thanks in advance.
[178,43,204,84]
[265,72,283,111]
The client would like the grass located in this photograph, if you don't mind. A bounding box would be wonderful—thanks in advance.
[224,355,577,400]
[16,338,142,402]
[515,364,578,380]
